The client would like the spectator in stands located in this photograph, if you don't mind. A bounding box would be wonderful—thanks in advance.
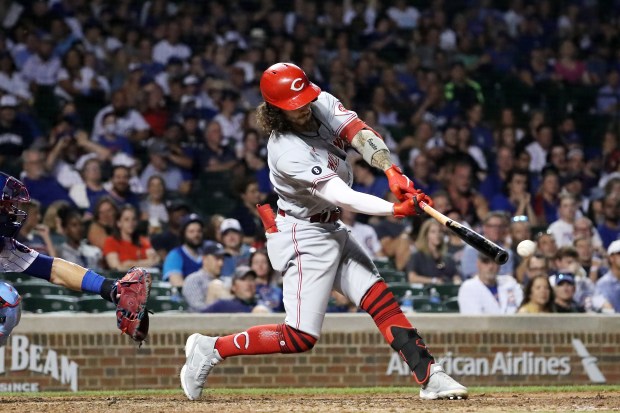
[517,275,554,313]
[535,230,558,270]
[458,253,522,314]
[87,196,119,250]
[444,209,467,274]
[213,89,244,149]
[230,177,264,246]
[182,243,229,313]
[93,112,134,156]
[20,149,72,209]
[341,209,383,260]
[406,152,439,196]
[596,240,620,312]
[515,253,550,286]
[198,121,238,173]
[68,155,109,214]
[54,46,108,105]
[139,139,189,194]
[533,167,561,226]
[552,273,585,313]
[465,103,493,158]
[573,235,604,282]
[490,169,537,224]
[152,21,192,65]
[0,95,36,172]
[406,219,458,285]
[58,207,103,270]
[204,266,270,313]
[250,249,283,312]
[445,159,489,226]
[16,199,57,256]
[526,124,554,174]
[102,204,159,271]
[139,82,169,138]
[42,199,70,250]
[0,51,31,102]
[596,194,620,249]
[91,89,150,143]
[219,218,252,278]
[479,145,515,201]
[106,165,141,210]
[553,40,591,85]
[444,61,483,112]
[151,201,192,261]
[372,191,411,270]
[351,159,390,199]
[596,68,620,115]
[163,213,204,287]
[547,193,579,248]
[461,212,514,279]
[139,175,169,234]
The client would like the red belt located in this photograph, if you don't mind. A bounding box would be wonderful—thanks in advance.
[278,209,341,223]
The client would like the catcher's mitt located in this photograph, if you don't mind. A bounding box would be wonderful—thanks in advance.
[114,267,151,346]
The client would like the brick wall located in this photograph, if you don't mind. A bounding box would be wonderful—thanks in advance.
[0,314,618,391]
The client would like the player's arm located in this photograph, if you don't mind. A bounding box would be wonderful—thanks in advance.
[315,177,423,218]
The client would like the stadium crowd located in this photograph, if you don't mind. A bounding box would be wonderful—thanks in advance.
[1,0,620,314]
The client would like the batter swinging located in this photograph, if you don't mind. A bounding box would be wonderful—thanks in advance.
[180,63,468,400]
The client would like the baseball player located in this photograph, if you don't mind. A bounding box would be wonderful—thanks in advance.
[180,63,468,400]
[0,172,150,345]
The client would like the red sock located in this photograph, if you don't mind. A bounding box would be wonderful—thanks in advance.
[215,324,317,358]
[360,281,413,344]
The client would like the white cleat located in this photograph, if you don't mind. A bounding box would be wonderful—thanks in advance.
[180,333,223,400]
[419,364,468,400]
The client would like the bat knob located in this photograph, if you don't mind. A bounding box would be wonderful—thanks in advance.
[495,250,509,265]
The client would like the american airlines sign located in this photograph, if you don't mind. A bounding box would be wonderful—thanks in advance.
[386,338,606,383]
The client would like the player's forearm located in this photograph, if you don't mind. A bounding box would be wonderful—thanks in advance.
[316,177,393,215]
[350,129,392,171]
[49,257,88,291]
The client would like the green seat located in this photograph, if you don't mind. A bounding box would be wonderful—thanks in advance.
[411,296,443,313]
[373,259,395,271]
[149,281,176,298]
[147,296,186,313]
[78,296,116,313]
[388,283,426,300]
[380,269,407,284]
[1,273,26,284]
[22,295,78,313]
[443,297,460,313]
[14,281,72,297]
[425,284,461,300]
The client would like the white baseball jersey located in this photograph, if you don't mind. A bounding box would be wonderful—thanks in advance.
[268,91,357,218]
[0,237,38,273]
[265,91,381,337]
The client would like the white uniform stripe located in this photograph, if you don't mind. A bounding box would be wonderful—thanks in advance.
[311,173,338,195]
[291,224,303,329]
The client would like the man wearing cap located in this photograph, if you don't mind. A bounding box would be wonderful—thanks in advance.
[220,218,252,278]
[91,89,150,143]
[596,240,620,312]
[203,266,269,313]
[163,214,205,287]
[458,253,523,314]
[139,139,188,194]
[552,273,585,313]
[182,243,228,312]
[151,201,192,260]
[0,95,35,174]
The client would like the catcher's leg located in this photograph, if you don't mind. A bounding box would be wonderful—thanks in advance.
[360,280,468,399]
[181,324,316,400]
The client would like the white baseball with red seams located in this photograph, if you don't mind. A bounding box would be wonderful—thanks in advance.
[516,240,537,257]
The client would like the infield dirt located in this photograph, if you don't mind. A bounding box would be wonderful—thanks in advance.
[1,390,619,413]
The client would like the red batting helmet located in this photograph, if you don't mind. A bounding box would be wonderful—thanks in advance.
[260,63,321,110]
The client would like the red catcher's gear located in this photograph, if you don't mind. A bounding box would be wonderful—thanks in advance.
[260,63,321,110]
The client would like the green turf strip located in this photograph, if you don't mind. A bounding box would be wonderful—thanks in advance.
[0,385,619,398]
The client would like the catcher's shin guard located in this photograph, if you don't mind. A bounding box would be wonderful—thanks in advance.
[390,326,434,385]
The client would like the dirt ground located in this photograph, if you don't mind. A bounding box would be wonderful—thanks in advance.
[1,390,619,413]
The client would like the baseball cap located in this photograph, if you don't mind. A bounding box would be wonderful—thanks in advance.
[75,153,99,171]
[181,213,204,232]
[183,75,200,86]
[608,240,620,255]
[232,265,257,282]
[555,272,575,286]
[0,95,17,108]
[203,242,226,257]
[220,218,242,235]
[166,199,191,213]
[147,139,169,156]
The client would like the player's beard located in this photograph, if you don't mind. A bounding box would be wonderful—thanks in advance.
[289,111,317,133]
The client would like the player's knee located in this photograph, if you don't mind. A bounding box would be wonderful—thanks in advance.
[281,324,318,353]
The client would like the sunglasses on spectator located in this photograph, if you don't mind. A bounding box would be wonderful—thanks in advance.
[512,215,529,223]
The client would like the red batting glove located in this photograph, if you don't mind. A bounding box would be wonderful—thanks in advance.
[393,192,433,218]
[385,165,416,202]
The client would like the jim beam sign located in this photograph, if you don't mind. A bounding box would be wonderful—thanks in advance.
[0,335,78,392]
[387,338,606,383]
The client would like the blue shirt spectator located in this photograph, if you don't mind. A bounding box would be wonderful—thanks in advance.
[163,214,204,285]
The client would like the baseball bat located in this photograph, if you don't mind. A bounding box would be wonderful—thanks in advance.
[418,200,509,265]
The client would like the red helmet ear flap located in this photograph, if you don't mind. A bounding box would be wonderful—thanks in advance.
[260,63,321,110]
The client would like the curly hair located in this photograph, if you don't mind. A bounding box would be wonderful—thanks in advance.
[256,102,293,135]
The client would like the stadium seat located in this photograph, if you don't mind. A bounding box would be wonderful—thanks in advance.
[380,269,407,284]
[443,297,460,313]
[1,272,25,284]
[425,284,461,300]
[78,296,116,313]
[387,283,426,301]
[22,295,78,313]
[411,297,443,313]
[149,281,174,298]
[14,281,72,297]
[147,296,187,312]
[373,259,395,271]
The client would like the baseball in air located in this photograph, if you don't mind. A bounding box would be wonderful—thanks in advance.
[517,240,537,257]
